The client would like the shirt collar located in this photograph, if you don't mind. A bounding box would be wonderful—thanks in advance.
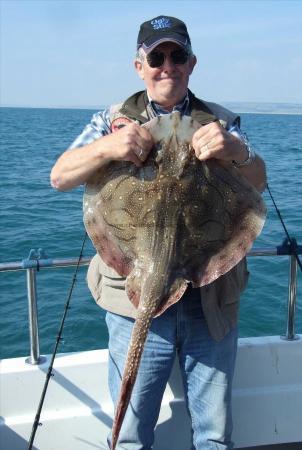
[147,91,190,116]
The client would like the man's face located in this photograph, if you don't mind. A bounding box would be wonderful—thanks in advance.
[135,42,197,111]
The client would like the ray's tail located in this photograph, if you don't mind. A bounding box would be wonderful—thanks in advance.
[110,305,154,450]
[111,202,179,449]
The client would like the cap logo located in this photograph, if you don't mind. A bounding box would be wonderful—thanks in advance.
[150,17,172,30]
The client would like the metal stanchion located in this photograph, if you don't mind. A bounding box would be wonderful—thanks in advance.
[25,268,45,364]
[283,254,299,340]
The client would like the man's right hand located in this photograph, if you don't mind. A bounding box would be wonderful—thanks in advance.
[50,123,154,191]
[103,123,154,166]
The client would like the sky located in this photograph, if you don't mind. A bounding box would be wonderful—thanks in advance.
[1,0,302,108]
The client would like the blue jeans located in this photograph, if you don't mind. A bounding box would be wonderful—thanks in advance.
[106,285,238,450]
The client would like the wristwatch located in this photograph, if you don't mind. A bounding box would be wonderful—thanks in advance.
[232,141,256,168]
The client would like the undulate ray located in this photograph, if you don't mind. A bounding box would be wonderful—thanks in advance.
[83,112,266,449]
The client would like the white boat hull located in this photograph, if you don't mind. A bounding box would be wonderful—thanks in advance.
[1,335,302,449]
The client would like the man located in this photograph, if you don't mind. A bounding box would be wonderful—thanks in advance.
[51,15,266,450]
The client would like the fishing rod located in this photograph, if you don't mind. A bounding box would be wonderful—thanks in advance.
[27,232,88,450]
[267,183,302,272]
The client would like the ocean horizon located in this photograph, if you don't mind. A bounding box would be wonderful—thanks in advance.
[1,101,302,115]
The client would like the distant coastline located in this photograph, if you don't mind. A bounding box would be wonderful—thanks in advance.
[1,102,302,115]
[222,102,302,115]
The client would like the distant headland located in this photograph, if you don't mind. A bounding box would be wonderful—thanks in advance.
[221,102,302,115]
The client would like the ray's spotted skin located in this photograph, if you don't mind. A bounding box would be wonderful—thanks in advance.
[83,113,266,449]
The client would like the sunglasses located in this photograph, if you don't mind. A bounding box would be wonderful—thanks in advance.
[146,49,189,68]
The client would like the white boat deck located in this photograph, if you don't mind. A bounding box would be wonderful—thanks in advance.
[1,335,302,450]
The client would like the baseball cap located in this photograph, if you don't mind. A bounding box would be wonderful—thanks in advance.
[137,16,191,53]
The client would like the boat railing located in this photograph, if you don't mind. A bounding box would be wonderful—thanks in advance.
[0,239,301,365]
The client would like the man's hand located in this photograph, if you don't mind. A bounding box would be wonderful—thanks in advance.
[50,123,154,191]
[105,123,154,167]
[192,121,248,165]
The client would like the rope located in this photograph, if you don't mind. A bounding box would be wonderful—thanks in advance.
[267,183,302,272]
[27,232,88,450]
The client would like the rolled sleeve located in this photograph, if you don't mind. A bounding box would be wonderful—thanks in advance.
[69,108,111,149]
[228,122,249,144]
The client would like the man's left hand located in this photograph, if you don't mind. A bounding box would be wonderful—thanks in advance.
[192,121,248,164]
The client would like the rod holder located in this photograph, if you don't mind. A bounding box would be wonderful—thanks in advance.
[280,238,300,341]
[25,268,45,365]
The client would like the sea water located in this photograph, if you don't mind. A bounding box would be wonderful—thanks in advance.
[0,107,301,359]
